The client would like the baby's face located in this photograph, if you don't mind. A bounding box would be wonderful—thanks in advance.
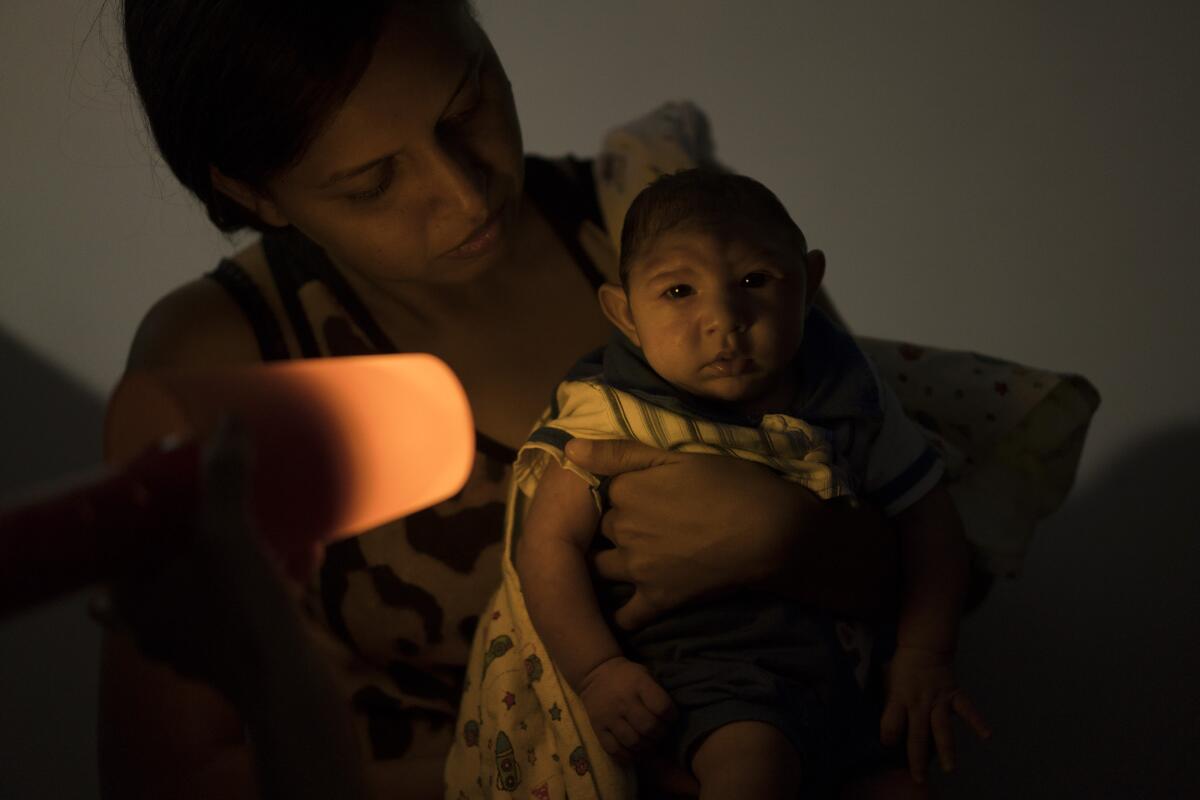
[622,227,810,407]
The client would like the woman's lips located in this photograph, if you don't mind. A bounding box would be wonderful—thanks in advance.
[441,205,505,260]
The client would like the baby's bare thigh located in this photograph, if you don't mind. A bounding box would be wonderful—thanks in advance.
[689,720,801,796]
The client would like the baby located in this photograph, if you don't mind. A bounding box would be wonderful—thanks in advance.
[512,168,989,798]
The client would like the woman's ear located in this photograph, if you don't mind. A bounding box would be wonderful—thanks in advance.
[209,166,289,228]
[597,283,641,347]
[803,249,826,306]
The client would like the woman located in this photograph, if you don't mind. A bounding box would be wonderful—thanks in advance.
[102,2,1094,798]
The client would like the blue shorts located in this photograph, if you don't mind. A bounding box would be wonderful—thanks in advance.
[610,591,905,793]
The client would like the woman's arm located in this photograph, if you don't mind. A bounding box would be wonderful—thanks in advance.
[98,632,256,800]
[767,492,899,619]
[565,438,899,630]
[102,415,369,800]
[100,277,268,799]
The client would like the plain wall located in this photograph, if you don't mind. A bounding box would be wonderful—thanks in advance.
[1,1,1196,796]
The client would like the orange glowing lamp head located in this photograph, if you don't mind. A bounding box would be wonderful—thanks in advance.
[105,354,475,557]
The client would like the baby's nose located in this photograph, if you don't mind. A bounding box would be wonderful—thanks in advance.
[704,300,750,336]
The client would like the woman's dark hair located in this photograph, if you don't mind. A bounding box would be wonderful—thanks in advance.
[618,168,808,287]
[122,1,465,232]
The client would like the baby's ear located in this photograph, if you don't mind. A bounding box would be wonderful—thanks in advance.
[803,249,826,304]
[597,283,640,346]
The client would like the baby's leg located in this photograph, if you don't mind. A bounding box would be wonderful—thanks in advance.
[690,720,801,800]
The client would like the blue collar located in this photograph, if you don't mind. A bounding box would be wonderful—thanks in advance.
[563,307,881,428]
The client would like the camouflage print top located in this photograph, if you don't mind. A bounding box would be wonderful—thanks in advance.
[205,155,610,782]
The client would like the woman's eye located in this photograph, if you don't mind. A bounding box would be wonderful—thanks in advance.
[443,98,481,127]
[663,285,693,299]
[741,272,771,288]
[440,74,485,131]
[347,163,395,203]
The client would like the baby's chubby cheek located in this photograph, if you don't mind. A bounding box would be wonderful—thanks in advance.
[643,340,704,387]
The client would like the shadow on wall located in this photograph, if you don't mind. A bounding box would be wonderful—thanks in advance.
[937,423,1200,799]
[0,325,105,800]
[0,327,106,489]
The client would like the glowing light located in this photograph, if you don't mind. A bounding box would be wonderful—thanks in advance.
[105,354,475,553]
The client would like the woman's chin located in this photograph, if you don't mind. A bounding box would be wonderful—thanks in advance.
[430,199,519,284]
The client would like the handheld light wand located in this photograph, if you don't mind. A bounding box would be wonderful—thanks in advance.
[0,354,475,620]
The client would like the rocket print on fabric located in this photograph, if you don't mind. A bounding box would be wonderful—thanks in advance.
[494,731,521,792]
[568,745,591,776]
[482,634,514,676]
[463,719,480,747]
[524,653,544,684]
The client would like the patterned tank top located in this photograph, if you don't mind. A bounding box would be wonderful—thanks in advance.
[205,155,610,768]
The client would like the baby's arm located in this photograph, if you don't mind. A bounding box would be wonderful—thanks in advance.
[515,460,619,688]
[893,484,970,653]
[515,460,675,760]
[882,484,991,782]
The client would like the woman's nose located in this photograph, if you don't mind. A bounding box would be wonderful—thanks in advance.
[425,141,488,220]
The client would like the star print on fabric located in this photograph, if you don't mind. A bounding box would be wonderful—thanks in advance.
[518,720,528,731]
[502,691,517,709]
[548,703,562,721]
[492,610,502,620]
[527,748,538,765]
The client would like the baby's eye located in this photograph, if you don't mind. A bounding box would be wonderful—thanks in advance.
[741,272,772,288]
[663,285,694,299]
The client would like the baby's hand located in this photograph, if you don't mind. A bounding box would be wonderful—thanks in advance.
[578,656,676,762]
[880,646,992,784]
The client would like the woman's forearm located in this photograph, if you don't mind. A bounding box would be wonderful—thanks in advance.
[173,747,259,800]
[765,495,900,620]
[98,632,260,800]
[218,547,368,800]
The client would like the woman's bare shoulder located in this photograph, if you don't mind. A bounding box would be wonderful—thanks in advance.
[126,241,280,371]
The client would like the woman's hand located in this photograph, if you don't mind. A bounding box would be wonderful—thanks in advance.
[104,418,367,800]
[565,438,898,629]
[105,418,303,699]
[565,438,802,630]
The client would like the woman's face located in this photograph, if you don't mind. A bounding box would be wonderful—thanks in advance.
[257,7,524,286]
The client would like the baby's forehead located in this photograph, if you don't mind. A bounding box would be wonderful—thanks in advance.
[633,224,801,278]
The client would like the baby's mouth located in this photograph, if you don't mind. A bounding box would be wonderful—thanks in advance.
[706,354,754,377]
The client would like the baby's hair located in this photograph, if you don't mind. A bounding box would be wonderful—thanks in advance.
[618,168,808,288]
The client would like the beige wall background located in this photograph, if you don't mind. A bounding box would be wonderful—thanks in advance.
[2,1,1196,797]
